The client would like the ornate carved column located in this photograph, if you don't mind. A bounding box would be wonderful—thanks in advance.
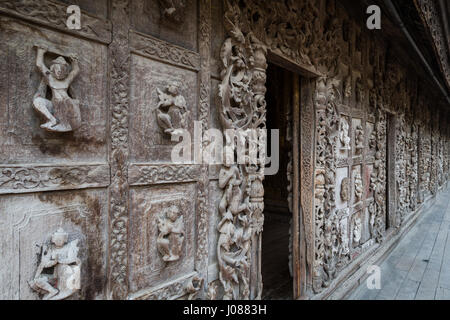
[196,0,211,298]
[108,0,130,300]
[312,77,340,293]
[217,1,267,300]
[371,107,387,243]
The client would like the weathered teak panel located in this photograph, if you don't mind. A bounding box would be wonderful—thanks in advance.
[0,0,110,300]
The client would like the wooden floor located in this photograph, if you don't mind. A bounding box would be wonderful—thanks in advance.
[348,184,450,300]
[261,213,293,300]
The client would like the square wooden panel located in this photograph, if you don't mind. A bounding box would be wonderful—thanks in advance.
[0,16,108,164]
[129,183,197,293]
[129,54,198,163]
[130,0,198,52]
[0,190,108,300]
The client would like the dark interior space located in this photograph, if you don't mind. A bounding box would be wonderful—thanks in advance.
[261,63,294,300]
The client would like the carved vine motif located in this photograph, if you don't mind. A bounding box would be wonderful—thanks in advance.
[130,32,200,71]
[196,0,212,297]
[0,165,109,192]
[157,205,185,262]
[108,0,130,300]
[128,164,199,186]
[217,0,267,300]
[156,83,190,138]
[136,274,202,300]
[29,228,81,300]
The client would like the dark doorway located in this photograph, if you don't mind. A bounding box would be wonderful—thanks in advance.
[386,112,396,230]
[261,63,295,300]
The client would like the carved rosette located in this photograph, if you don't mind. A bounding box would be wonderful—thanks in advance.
[217,0,267,300]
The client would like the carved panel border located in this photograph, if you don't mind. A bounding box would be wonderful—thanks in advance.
[195,0,211,298]
[300,78,316,290]
[0,0,112,44]
[128,164,200,186]
[130,30,200,72]
[0,164,110,194]
[130,272,200,300]
[108,0,130,300]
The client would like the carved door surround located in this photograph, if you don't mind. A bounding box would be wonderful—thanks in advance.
[217,0,319,300]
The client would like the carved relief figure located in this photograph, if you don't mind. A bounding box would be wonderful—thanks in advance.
[29,228,81,300]
[33,46,81,132]
[339,118,351,151]
[368,202,376,239]
[337,215,350,267]
[344,76,352,100]
[157,205,185,262]
[355,125,364,150]
[340,177,349,202]
[369,128,377,151]
[352,215,362,247]
[354,172,363,203]
[355,77,364,103]
[185,277,203,300]
[156,83,189,138]
[158,0,186,24]
[217,162,251,300]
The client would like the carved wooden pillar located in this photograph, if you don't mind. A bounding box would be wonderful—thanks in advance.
[312,77,340,293]
[217,2,267,300]
[197,0,211,298]
[108,0,130,300]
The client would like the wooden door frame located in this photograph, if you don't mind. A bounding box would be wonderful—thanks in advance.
[292,74,302,299]
[266,53,318,300]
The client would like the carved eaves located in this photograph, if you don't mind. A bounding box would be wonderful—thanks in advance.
[414,0,450,92]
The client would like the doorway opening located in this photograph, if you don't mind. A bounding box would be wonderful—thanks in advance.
[386,112,396,230]
[261,63,296,300]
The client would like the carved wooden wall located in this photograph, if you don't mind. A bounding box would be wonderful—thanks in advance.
[210,0,450,299]
[0,0,449,300]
